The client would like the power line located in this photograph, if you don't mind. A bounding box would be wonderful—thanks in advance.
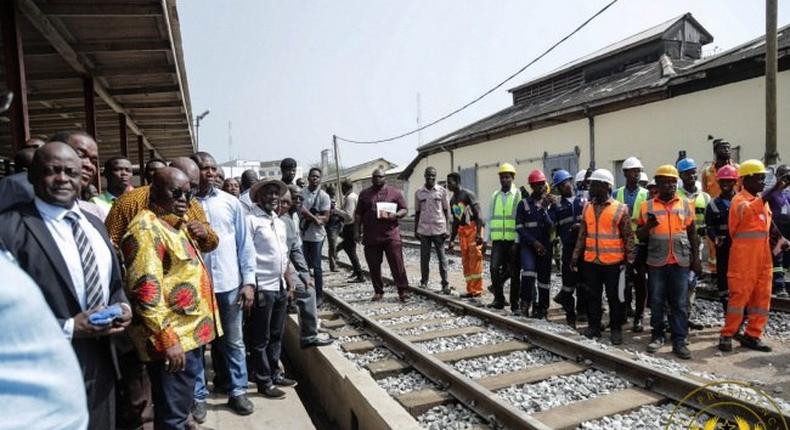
[335,0,620,145]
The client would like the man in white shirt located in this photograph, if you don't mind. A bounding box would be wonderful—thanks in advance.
[300,168,331,305]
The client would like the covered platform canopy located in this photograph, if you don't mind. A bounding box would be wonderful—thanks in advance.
[0,0,196,181]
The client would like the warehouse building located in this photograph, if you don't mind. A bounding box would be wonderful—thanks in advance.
[400,13,790,215]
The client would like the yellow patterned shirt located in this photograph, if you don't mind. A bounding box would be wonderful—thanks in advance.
[120,209,222,362]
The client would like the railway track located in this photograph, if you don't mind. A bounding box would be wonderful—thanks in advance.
[321,261,790,429]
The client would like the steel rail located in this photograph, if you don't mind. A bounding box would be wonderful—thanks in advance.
[327,256,790,428]
[325,289,553,430]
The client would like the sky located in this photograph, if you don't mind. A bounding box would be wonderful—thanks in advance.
[179,0,790,170]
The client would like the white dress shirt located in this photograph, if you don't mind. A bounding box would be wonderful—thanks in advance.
[248,205,289,292]
[34,197,113,338]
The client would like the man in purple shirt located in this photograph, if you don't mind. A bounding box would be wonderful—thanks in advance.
[354,168,410,302]
[414,167,452,292]
[767,165,790,297]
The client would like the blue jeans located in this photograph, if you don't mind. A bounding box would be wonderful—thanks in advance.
[302,240,324,300]
[648,264,689,345]
[519,243,552,308]
[192,289,248,400]
[148,349,202,430]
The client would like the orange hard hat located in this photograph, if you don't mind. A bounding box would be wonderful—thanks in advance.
[716,165,738,180]
[528,169,547,184]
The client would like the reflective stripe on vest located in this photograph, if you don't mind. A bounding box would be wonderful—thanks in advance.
[490,190,517,241]
[616,186,647,244]
[644,198,692,267]
[583,201,626,264]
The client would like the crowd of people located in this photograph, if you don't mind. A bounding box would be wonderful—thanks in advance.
[409,138,790,362]
[1,128,788,429]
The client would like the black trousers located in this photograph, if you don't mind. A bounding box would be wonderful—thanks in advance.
[248,289,287,389]
[116,348,153,430]
[339,225,363,274]
[147,349,202,430]
[73,338,116,430]
[490,240,520,309]
[559,245,585,317]
[584,262,625,332]
[716,242,731,310]
[624,245,648,320]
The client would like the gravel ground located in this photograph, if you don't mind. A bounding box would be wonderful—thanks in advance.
[340,346,393,368]
[417,404,487,430]
[692,291,790,340]
[415,329,517,354]
[453,349,562,379]
[377,309,456,325]
[377,370,436,396]
[577,403,707,430]
[496,369,632,414]
[396,315,484,337]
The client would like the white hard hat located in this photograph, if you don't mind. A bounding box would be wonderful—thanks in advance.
[622,156,644,170]
[575,169,587,183]
[589,168,615,186]
[639,172,649,182]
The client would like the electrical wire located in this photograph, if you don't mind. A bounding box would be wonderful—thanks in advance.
[335,0,620,145]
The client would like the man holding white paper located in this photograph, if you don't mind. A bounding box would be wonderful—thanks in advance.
[354,168,410,301]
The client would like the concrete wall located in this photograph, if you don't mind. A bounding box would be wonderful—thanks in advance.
[407,70,790,217]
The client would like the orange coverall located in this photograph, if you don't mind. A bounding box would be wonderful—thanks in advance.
[722,190,773,338]
[458,222,484,295]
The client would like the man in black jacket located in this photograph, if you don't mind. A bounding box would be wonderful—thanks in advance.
[0,142,131,430]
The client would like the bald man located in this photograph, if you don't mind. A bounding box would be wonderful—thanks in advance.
[14,147,37,173]
[0,142,131,430]
[105,157,218,251]
[121,167,220,430]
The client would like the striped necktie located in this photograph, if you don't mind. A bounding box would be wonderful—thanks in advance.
[64,211,104,310]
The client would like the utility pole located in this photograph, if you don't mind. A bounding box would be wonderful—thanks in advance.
[333,135,344,207]
[765,0,778,165]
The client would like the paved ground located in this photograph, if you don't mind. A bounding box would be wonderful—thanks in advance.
[202,384,314,429]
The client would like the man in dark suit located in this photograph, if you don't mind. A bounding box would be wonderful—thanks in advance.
[0,142,131,430]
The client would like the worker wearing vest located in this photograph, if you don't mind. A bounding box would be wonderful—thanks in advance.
[701,139,739,199]
[614,156,649,333]
[515,169,554,319]
[705,165,738,311]
[637,164,700,360]
[676,158,711,331]
[766,164,790,298]
[719,160,790,353]
[550,170,587,328]
[487,163,522,311]
[571,169,635,345]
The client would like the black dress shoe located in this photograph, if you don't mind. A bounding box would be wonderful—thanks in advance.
[301,338,334,349]
[228,394,254,416]
[191,401,208,424]
[274,376,298,387]
[582,327,601,339]
[259,385,286,399]
[672,343,692,360]
[632,318,644,333]
[610,329,623,345]
[487,300,505,310]
[688,320,704,330]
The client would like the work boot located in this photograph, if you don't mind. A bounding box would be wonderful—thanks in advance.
[610,329,623,345]
[419,281,428,289]
[459,292,481,299]
[520,302,531,318]
[739,335,772,352]
[191,401,208,424]
[398,292,410,302]
[487,300,506,310]
[646,336,665,353]
[718,336,733,352]
[672,343,692,360]
[371,293,384,302]
[442,286,454,295]
[566,314,577,329]
[553,292,574,314]
[777,289,790,298]
[688,320,704,330]
[350,274,365,283]
[632,318,644,333]
[582,327,601,339]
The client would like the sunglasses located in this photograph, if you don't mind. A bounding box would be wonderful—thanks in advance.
[170,188,194,201]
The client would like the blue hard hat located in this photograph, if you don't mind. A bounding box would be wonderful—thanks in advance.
[552,169,573,186]
[676,158,697,173]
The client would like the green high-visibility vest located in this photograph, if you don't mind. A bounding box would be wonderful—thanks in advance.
[677,187,711,228]
[489,189,518,241]
[615,186,648,244]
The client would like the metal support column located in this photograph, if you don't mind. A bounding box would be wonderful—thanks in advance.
[118,113,128,158]
[587,115,596,165]
[765,0,778,165]
[1,0,30,151]
[83,77,96,138]
[138,135,145,185]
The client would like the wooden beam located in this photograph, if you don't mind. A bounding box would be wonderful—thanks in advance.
[124,100,182,109]
[76,40,171,53]
[28,91,84,102]
[118,113,128,158]
[38,3,163,17]
[109,85,179,96]
[1,0,30,150]
[137,135,145,185]
[16,0,160,156]
[82,76,96,138]
[95,65,174,77]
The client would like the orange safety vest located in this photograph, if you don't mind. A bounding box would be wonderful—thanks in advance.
[640,196,694,267]
[583,199,627,265]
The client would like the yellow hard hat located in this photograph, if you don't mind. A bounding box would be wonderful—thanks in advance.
[498,162,516,176]
[738,159,767,177]
[654,164,679,179]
